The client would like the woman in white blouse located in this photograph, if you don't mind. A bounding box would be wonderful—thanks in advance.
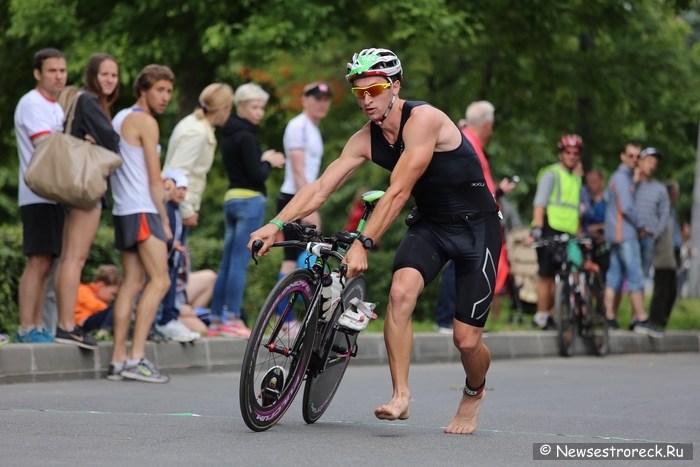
[163,83,234,228]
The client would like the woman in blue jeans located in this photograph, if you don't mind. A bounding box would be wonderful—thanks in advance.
[210,83,285,338]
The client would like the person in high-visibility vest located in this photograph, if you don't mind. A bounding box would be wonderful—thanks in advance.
[525,134,583,330]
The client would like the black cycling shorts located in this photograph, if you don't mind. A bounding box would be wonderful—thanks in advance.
[393,213,502,327]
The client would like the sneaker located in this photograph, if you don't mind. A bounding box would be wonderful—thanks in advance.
[107,363,125,381]
[55,325,98,349]
[219,321,251,339]
[148,326,168,342]
[121,358,170,383]
[155,319,201,343]
[435,325,454,335]
[627,317,639,331]
[15,327,54,344]
[39,328,55,342]
[606,318,620,330]
[633,320,664,338]
[0,333,9,347]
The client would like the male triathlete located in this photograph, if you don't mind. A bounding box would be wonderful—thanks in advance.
[249,48,501,434]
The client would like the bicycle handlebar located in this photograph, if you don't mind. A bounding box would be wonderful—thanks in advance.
[531,234,592,248]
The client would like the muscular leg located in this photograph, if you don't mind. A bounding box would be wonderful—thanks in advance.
[445,322,489,434]
[374,268,424,421]
[55,207,101,331]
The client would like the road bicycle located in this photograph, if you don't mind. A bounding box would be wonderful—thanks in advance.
[239,190,384,431]
[534,234,609,357]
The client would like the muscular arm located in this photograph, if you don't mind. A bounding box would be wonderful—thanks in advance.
[275,131,368,223]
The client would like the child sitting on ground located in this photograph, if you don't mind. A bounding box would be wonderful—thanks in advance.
[74,265,122,334]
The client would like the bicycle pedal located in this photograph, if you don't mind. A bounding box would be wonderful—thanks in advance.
[260,366,285,406]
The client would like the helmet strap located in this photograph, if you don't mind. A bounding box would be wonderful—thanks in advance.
[375,78,395,126]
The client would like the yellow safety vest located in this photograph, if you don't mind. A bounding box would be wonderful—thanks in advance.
[538,163,581,235]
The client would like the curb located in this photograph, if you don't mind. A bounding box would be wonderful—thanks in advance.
[0,331,698,384]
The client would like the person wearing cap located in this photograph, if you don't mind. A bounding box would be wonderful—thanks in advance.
[603,142,659,336]
[155,169,201,342]
[250,48,502,435]
[276,82,332,280]
[524,134,583,330]
[634,148,669,286]
[210,83,285,338]
[163,83,234,230]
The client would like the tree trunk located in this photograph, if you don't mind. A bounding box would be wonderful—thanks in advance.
[577,32,594,171]
[687,119,700,297]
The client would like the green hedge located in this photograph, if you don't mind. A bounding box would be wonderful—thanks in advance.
[0,223,441,335]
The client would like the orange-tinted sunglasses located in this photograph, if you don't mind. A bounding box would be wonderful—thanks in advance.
[350,82,392,98]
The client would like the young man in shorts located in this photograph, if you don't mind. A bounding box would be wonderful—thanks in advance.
[108,64,175,383]
[14,48,75,344]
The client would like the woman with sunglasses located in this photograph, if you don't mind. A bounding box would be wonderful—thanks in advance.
[249,48,502,435]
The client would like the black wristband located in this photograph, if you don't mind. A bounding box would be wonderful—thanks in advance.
[530,227,543,240]
[495,187,504,199]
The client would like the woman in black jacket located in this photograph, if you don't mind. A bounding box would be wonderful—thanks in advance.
[209,83,285,337]
[53,53,120,348]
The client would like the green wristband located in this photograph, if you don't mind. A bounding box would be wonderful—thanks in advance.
[269,219,284,230]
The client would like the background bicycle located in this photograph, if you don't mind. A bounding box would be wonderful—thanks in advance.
[534,234,609,357]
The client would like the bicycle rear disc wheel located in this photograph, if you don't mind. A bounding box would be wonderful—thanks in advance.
[302,274,366,424]
[584,272,609,356]
[555,279,576,357]
[239,269,318,431]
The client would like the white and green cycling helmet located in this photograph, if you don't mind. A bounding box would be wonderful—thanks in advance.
[346,48,403,83]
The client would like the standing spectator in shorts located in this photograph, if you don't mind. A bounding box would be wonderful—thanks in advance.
[209,83,285,337]
[603,142,659,336]
[54,53,121,349]
[524,135,583,330]
[648,181,681,332]
[155,169,201,342]
[14,48,67,344]
[108,65,175,383]
[162,83,234,231]
[277,82,332,278]
[634,148,669,284]
[74,265,122,334]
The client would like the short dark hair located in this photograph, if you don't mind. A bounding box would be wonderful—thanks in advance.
[621,141,642,154]
[133,64,175,98]
[33,48,65,72]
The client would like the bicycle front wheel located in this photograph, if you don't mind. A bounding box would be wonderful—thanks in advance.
[555,278,576,357]
[302,274,366,424]
[583,271,609,356]
[239,269,318,431]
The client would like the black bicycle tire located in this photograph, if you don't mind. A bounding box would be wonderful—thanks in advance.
[584,271,609,356]
[239,268,319,431]
[555,278,576,357]
[302,274,367,424]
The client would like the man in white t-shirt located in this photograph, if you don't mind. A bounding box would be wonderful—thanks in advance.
[277,82,331,277]
[14,48,67,344]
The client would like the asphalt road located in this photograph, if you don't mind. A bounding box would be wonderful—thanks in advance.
[1,353,697,467]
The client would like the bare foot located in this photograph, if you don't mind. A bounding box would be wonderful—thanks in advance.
[374,394,410,420]
[444,390,485,434]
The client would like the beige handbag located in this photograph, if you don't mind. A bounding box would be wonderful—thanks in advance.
[24,92,122,210]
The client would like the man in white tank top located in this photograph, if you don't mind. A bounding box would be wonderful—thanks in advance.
[108,65,175,384]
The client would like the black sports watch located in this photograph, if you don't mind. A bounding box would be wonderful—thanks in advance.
[355,234,374,250]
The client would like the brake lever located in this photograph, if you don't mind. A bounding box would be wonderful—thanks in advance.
[251,239,263,265]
